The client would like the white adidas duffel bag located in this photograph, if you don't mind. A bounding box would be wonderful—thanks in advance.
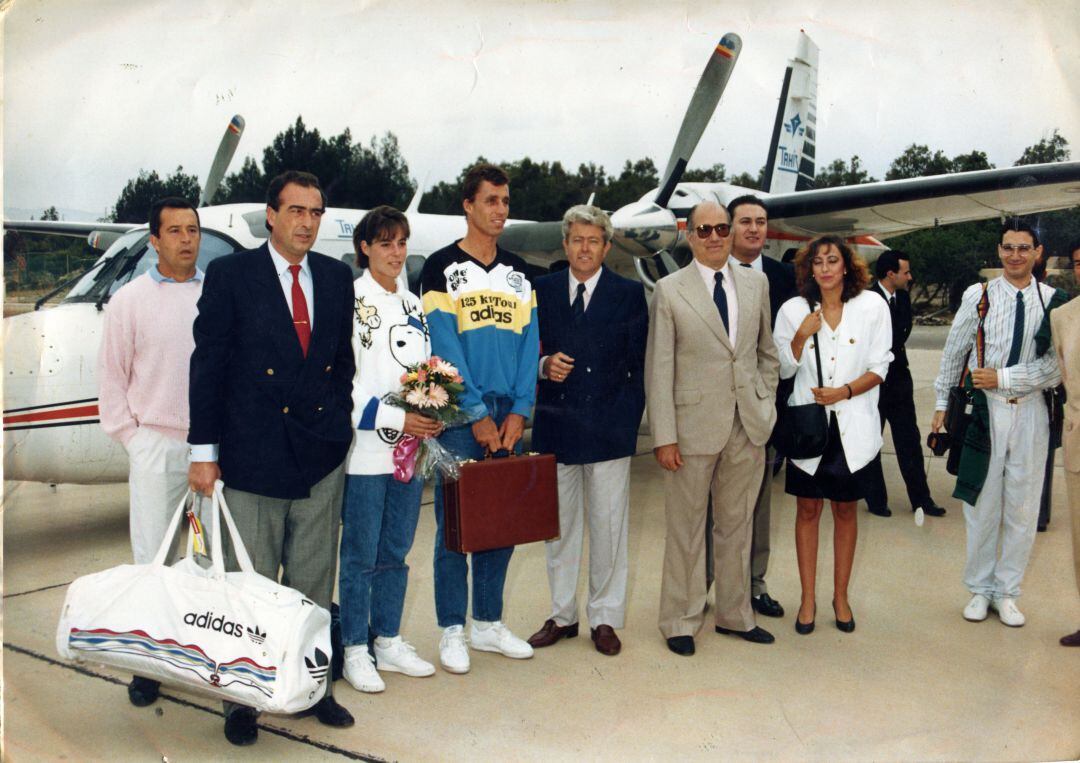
[57,481,331,714]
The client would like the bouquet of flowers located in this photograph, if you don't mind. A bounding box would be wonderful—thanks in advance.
[386,356,469,481]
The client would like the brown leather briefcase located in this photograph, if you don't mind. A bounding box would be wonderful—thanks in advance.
[442,453,559,553]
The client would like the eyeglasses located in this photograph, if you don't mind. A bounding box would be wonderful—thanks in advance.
[999,243,1034,253]
[694,223,731,239]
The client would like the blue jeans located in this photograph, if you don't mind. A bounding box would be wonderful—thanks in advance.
[433,396,519,627]
[339,472,424,646]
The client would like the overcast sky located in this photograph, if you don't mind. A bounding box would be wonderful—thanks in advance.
[4,0,1078,219]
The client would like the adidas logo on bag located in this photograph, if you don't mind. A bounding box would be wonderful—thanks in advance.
[247,625,267,645]
[183,610,245,638]
[305,647,329,682]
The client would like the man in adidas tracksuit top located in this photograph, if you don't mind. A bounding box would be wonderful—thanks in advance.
[419,163,540,674]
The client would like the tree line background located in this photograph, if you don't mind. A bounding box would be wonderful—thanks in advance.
[6,116,1077,310]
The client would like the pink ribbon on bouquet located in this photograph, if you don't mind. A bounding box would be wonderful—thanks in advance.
[393,435,422,482]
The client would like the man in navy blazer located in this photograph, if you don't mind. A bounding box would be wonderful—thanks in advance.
[527,205,648,657]
[188,171,356,745]
[718,195,796,620]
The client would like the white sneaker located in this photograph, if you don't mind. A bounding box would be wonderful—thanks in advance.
[342,645,385,693]
[470,620,534,659]
[439,625,471,674]
[374,636,435,677]
[992,597,1026,627]
[963,594,990,622]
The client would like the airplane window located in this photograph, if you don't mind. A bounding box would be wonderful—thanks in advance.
[61,229,242,304]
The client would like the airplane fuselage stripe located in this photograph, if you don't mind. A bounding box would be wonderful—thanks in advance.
[4,397,98,414]
[4,403,99,425]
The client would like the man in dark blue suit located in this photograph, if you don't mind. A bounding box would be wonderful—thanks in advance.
[526,205,648,657]
[863,250,946,521]
[188,171,356,745]
[718,195,796,620]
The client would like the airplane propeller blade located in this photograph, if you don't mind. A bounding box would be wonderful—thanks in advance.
[199,115,246,207]
[655,33,742,208]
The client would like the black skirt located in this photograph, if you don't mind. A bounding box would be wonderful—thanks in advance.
[785,413,870,502]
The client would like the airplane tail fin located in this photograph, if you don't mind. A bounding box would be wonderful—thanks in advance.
[762,32,818,193]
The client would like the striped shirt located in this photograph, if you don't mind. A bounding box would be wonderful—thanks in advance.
[933,276,1062,409]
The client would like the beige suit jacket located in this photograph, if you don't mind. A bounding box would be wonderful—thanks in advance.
[1051,296,1080,473]
[646,262,780,454]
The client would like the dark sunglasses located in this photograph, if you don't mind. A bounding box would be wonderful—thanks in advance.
[694,223,731,239]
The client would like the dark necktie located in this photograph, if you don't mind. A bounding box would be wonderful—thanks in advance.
[713,272,729,335]
[289,264,311,357]
[1006,290,1024,367]
[572,282,586,321]
[739,262,751,268]
[889,294,896,310]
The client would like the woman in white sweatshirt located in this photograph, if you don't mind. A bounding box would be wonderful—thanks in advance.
[339,206,442,693]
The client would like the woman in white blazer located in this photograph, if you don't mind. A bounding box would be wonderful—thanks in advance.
[773,235,893,636]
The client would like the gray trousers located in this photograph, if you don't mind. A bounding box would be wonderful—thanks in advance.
[222,461,346,716]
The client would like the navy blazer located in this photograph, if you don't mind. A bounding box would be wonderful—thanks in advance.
[872,281,912,371]
[188,244,356,499]
[531,266,648,465]
[761,255,797,324]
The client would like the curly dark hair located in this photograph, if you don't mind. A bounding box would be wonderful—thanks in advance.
[794,235,870,304]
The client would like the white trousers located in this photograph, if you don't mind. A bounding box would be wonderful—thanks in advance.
[126,427,191,564]
[963,394,1049,599]
[544,457,631,629]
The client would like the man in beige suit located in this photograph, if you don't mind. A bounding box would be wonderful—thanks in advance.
[1051,242,1080,647]
[646,201,780,656]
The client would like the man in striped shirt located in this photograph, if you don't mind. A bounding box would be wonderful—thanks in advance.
[930,220,1062,628]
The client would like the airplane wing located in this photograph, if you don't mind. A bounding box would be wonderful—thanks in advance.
[4,219,138,238]
[766,161,1080,240]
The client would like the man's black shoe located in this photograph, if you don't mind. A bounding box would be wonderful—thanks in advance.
[715,625,775,644]
[917,501,946,517]
[224,707,259,746]
[666,636,695,656]
[127,676,160,707]
[302,696,355,727]
[868,505,892,517]
[751,593,784,618]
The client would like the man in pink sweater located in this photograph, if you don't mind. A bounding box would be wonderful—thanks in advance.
[97,196,203,708]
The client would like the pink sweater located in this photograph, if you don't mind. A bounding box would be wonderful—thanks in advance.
[98,272,202,445]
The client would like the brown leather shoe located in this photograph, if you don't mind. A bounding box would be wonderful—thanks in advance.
[1061,629,1080,647]
[591,625,621,656]
[527,619,579,648]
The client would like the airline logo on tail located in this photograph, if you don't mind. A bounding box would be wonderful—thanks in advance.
[784,114,804,137]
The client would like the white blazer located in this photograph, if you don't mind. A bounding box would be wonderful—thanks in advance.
[773,290,893,474]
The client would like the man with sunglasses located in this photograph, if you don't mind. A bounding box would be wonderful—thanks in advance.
[931,220,1062,628]
[647,201,779,656]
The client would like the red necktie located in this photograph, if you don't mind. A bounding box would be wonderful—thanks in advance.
[289,264,311,357]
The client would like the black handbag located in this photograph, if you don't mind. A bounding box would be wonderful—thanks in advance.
[775,305,829,460]
[944,283,989,476]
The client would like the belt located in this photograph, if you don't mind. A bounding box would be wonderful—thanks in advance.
[984,390,1041,406]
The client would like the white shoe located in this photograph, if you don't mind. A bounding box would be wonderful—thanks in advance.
[374,636,435,677]
[963,594,990,622]
[470,620,534,659]
[439,625,471,674]
[342,645,385,693]
[992,597,1026,627]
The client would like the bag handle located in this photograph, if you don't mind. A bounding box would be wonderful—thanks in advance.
[208,481,257,578]
[805,298,824,389]
[956,282,990,387]
[150,489,195,567]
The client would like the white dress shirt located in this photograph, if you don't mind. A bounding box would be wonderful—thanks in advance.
[734,254,764,273]
[773,290,894,474]
[693,257,739,346]
[268,241,315,330]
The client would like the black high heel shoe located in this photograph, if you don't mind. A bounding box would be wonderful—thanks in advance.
[832,600,855,633]
[795,604,816,635]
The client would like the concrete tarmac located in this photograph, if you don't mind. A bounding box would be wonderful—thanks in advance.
[4,338,1079,761]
